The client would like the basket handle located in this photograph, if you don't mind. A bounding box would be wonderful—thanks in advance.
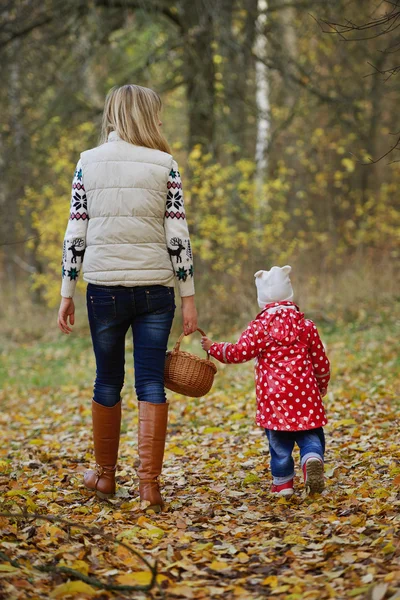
[172,328,209,357]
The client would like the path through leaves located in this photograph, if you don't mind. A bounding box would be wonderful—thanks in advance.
[1,317,399,599]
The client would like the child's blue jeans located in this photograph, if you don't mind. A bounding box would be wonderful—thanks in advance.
[265,428,325,484]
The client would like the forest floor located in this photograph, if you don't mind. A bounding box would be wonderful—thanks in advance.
[0,310,399,600]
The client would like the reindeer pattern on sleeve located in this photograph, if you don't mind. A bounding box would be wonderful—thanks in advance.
[61,159,89,297]
[164,162,195,294]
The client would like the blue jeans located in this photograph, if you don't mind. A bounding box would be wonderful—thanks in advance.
[265,428,325,484]
[87,284,175,407]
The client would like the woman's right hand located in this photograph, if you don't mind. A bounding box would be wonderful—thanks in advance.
[181,295,198,335]
[58,297,75,334]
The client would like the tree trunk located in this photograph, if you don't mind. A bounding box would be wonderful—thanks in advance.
[254,0,270,225]
[181,0,216,154]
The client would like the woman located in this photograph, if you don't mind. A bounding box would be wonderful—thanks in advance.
[57,84,197,512]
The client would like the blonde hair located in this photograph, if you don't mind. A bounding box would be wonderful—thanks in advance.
[100,84,171,154]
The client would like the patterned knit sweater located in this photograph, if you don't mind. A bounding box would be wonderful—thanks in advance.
[61,159,195,298]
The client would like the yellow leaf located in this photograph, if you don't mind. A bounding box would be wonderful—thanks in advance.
[144,527,165,539]
[262,575,278,588]
[382,543,396,554]
[50,580,96,597]
[283,534,307,546]
[334,419,357,427]
[243,473,260,485]
[116,571,168,586]
[70,560,89,576]
[209,560,230,571]
[169,446,185,456]
[271,585,290,594]
[237,552,249,563]
[5,490,29,497]
[0,565,19,573]
[233,586,248,597]
[193,542,214,552]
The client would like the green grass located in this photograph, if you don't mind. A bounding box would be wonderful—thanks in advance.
[0,335,93,390]
[1,309,398,396]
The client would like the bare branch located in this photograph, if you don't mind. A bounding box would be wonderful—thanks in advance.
[319,2,400,41]
[0,15,53,48]
[93,0,183,30]
[0,511,160,594]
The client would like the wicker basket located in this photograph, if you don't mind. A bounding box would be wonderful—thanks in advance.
[164,328,217,397]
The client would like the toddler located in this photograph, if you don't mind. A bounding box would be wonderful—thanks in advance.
[201,266,330,497]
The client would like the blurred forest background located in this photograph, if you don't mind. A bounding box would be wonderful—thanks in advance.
[0,0,399,342]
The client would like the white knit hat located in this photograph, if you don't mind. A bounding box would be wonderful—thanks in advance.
[254,265,294,309]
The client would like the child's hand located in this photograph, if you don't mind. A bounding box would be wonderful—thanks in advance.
[201,336,213,352]
[320,387,328,398]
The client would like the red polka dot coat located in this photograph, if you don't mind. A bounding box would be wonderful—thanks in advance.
[209,301,330,431]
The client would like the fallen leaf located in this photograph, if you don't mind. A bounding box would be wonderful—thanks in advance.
[50,581,96,597]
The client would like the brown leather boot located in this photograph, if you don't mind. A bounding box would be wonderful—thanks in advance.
[137,401,168,513]
[84,399,121,499]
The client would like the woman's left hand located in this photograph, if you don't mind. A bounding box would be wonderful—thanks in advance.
[201,336,213,352]
[181,295,198,335]
[58,297,75,334]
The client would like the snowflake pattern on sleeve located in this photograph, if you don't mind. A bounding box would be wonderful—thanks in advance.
[61,159,89,298]
[164,162,195,297]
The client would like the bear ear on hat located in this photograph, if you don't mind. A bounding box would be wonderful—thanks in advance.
[281,265,292,275]
[254,270,264,278]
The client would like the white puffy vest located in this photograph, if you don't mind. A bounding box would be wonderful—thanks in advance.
[80,132,175,287]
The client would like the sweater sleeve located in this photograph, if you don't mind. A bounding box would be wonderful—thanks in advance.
[60,159,88,298]
[307,320,331,392]
[209,320,268,364]
[164,160,195,297]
